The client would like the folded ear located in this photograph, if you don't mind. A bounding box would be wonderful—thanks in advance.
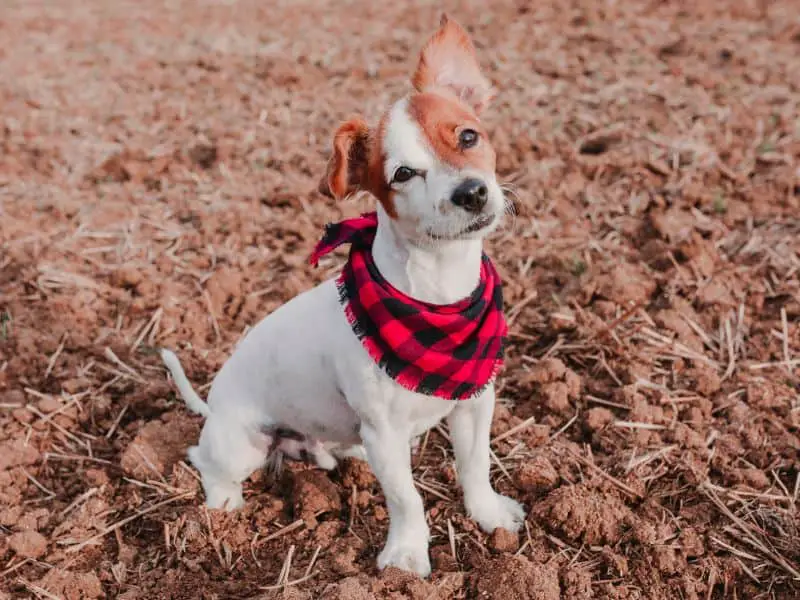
[318,118,371,200]
[411,14,494,114]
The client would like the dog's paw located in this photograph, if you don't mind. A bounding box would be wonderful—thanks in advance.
[378,539,431,578]
[330,443,368,462]
[204,483,245,511]
[312,448,338,471]
[467,492,525,534]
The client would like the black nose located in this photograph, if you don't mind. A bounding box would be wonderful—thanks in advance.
[451,178,488,213]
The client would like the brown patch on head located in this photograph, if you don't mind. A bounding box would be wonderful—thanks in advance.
[412,14,494,115]
[407,92,496,173]
[318,115,397,218]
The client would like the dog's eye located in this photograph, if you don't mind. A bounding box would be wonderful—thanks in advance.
[392,166,416,184]
[458,129,479,149]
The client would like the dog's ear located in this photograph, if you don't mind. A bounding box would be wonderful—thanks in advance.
[411,14,494,114]
[318,118,371,200]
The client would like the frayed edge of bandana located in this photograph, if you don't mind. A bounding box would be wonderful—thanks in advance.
[336,272,506,402]
[336,271,370,343]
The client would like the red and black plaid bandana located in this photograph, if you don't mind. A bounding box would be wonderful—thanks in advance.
[309,212,507,401]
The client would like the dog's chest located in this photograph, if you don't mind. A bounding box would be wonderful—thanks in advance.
[334,334,458,438]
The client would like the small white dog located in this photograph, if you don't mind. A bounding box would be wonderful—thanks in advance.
[161,14,525,577]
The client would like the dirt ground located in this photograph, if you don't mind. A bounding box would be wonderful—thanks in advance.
[1,0,799,598]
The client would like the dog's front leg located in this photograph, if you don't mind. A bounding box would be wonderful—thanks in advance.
[447,386,525,533]
[361,422,431,577]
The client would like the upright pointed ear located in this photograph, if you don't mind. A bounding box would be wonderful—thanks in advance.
[317,118,370,200]
[411,14,494,114]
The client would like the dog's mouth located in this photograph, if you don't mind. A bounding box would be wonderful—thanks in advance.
[428,213,496,240]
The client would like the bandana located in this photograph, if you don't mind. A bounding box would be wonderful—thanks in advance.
[309,212,507,401]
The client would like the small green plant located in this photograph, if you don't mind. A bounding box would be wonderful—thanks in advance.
[0,309,12,340]
[713,192,727,214]
[570,257,588,276]
[757,141,775,154]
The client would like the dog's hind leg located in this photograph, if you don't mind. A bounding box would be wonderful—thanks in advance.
[188,413,270,511]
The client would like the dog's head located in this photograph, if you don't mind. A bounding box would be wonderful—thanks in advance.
[319,15,503,243]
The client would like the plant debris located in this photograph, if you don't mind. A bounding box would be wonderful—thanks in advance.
[1,0,799,598]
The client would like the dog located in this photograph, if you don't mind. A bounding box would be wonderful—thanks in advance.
[160,14,525,577]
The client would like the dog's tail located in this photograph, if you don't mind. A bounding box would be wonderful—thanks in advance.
[159,349,212,418]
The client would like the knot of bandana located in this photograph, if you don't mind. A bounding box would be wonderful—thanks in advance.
[310,211,507,401]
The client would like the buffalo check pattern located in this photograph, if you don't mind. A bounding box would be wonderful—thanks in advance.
[310,212,507,401]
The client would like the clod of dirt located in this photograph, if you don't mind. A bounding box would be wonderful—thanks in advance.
[188,141,218,169]
[36,395,78,428]
[8,530,48,558]
[561,567,593,599]
[596,262,657,306]
[378,566,440,598]
[564,369,581,399]
[258,590,311,600]
[290,469,342,525]
[120,411,199,479]
[514,456,559,494]
[430,544,459,572]
[671,422,706,449]
[111,264,145,289]
[686,366,721,396]
[650,207,696,243]
[521,358,583,417]
[320,576,375,600]
[528,358,567,383]
[0,506,22,526]
[85,468,110,487]
[491,404,524,438]
[652,545,684,575]
[17,508,49,531]
[37,395,63,414]
[471,554,559,600]
[341,457,377,489]
[746,381,786,410]
[0,438,40,471]
[598,547,629,577]
[205,269,245,316]
[51,497,110,542]
[90,152,132,183]
[654,309,704,351]
[312,520,343,549]
[2,389,25,406]
[378,566,419,590]
[542,381,570,413]
[534,484,633,545]
[488,527,520,553]
[11,407,33,425]
[739,468,770,490]
[585,407,614,431]
[37,569,104,600]
[330,542,361,576]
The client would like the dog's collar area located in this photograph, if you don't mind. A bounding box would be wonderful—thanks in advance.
[310,212,507,401]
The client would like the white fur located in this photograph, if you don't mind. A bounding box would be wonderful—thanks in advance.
[382,98,505,246]
[161,69,524,580]
[160,349,211,417]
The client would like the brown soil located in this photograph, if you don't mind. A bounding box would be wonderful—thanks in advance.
[1,1,799,598]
